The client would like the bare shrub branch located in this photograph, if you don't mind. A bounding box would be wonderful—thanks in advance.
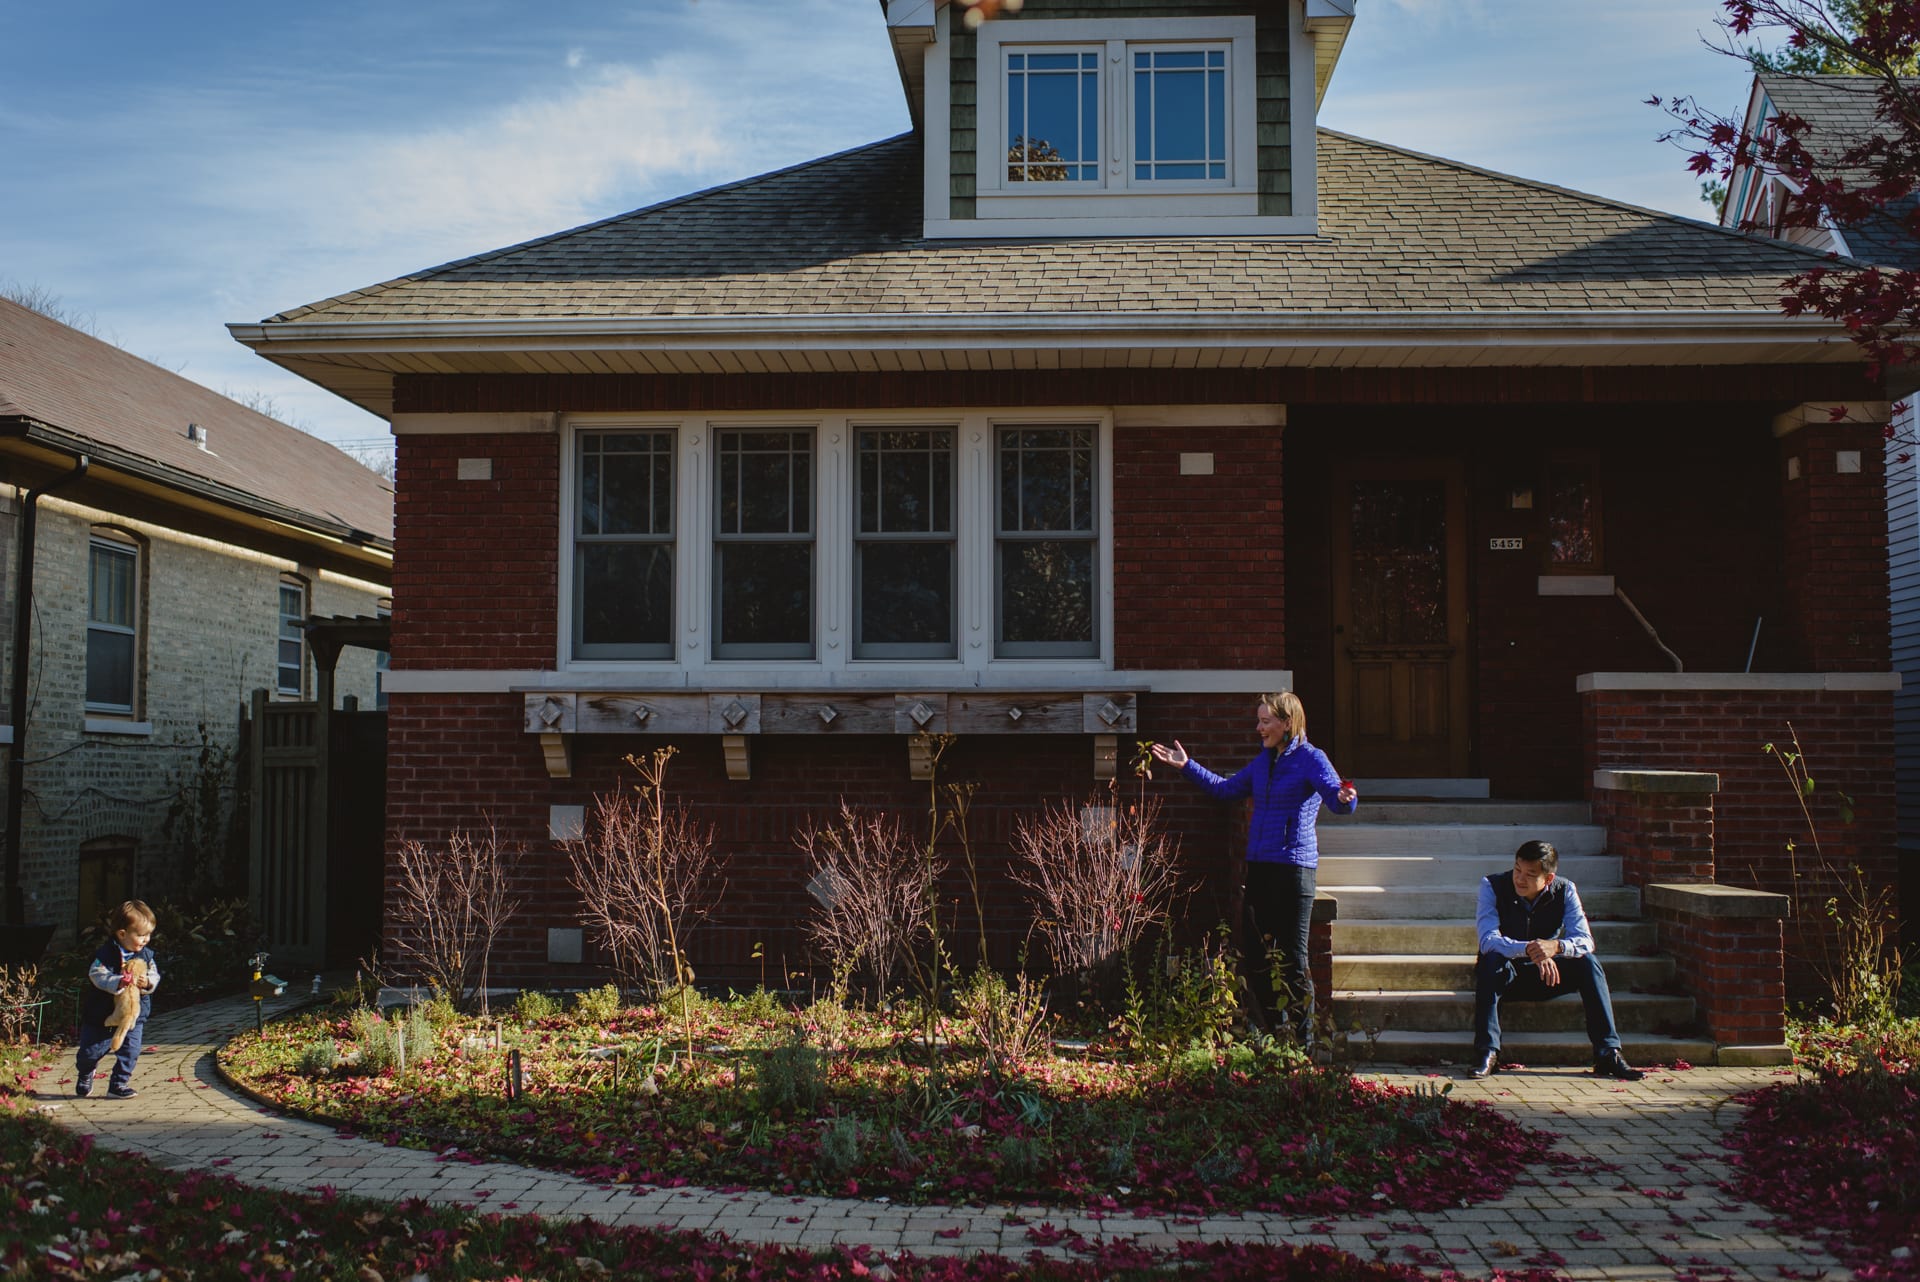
[1011,795,1184,985]
[389,822,522,1012]
[797,802,934,1003]
[564,747,724,1000]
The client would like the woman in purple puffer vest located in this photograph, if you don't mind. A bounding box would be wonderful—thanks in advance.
[1153,691,1357,1048]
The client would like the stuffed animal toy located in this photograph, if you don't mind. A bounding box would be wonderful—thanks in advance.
[105,958,149,1052]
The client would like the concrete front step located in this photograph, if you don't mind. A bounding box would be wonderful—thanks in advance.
[1333,953,1675,990]
[1353,1029,1717,1068]
[1333,919,1660,955]
[1350,778,1490,798]
[1321,885,1643,920]
[1332,989,1696,1034]
[1317,823,1605,857]
[1318,853,1623,888]
[1323,800,1591,826]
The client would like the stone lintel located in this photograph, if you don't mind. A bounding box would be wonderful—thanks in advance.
[1593,768,1720,795]
[1645,882,1791,919]
[1311,892,1338,923]
[1576,671,1901,693]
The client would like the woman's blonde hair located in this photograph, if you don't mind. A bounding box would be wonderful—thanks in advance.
[1257,691,1305,743]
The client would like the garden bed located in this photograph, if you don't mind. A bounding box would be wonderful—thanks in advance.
[218,988,1551,1218]
[1722,1021,1920,1282]
[3,1043,1568,1282]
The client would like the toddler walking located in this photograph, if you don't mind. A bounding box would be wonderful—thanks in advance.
[75,899,161,1099]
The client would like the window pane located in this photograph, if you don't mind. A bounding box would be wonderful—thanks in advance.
[860,543,953,647]
[718,543,812,648]
[1548,464,1599,566]
[860,429,952,534]
[1134,47,1228,182]
[86,630,134,709]
[89,544,134,627]
[1000,427,1093,532]
[593,434,672,536]
[1007,50,1098,183]
[579,543,674,650]
[720,431,810,534]
[1001,540,1094,645]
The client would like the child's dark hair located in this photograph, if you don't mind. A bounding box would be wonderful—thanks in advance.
[111,900,156,936]
[1514,840,1559,874]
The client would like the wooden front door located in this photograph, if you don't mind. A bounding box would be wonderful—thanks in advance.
[1331,459,1471,778]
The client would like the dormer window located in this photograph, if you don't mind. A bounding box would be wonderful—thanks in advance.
[923,9,1315,237]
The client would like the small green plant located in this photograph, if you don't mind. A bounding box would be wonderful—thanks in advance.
[756,1024,827,1116]
[574,983,623,1024]
[727,986,782,1024]
[954,966,1052,1080]
[349,1008,397,1075]
[994,1134,1043,1182]
[402,1008,437,1067]
[416,989,459,1031]
[1120,926,1241,1082]
[296,1038,338,1076]
[817,1116,863,1181]
[515,989,562,1023]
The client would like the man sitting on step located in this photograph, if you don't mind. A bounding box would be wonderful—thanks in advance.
[1469,839,1645,1082]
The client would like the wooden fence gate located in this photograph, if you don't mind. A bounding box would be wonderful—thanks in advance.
[246,689,386,968]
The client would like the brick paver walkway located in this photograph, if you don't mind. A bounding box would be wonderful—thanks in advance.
[27,992,1849,1280]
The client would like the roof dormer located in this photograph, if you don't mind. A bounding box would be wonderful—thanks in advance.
[890,0,1347,237]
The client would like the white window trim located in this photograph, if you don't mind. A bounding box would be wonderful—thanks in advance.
[85,532,141,717]
[277,576,308,697]
[557,409,1115,685]
[924,4,1319,238]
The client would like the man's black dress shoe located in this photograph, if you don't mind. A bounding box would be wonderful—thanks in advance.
[1468,1049,1497,1079]
[1593,1049,1646,1081]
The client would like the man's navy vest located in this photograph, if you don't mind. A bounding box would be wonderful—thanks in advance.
[1486,871,1570,946]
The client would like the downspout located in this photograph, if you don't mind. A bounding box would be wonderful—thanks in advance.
[4,454,91,926]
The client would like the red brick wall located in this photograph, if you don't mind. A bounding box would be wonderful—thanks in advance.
[393,434,558,671]
[1113,426,1285,671]
[1777,421,1890,672]
[1647,905,1788,1047]
[1583,686,1896,998]
[1591,790,1715,885]
[385,691,1280,986]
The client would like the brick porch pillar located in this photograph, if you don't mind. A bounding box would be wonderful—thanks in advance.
[1644,883,1792,1064]
[1591,768,1718,885]
[1773,402,1891,672]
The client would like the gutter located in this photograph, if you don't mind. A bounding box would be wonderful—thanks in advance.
[229,309,1855,354]
[0,417,392,556]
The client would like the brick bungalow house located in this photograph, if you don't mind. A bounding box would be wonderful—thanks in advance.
[233,0,1899,1059]
[1,296,392,950]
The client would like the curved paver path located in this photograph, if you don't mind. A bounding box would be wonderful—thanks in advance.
[28,992,1851,1280]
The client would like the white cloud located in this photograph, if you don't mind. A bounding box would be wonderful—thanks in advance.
[566,47,586,69]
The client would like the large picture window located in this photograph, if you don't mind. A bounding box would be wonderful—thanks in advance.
[715,429,814,659]
[855,428,956,659]
[575,429,675,659]
[997,426,1098,657]
[86,533,140,714]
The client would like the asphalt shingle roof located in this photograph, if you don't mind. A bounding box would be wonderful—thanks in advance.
[0,297,393,542]
[1754,71,1920,269]
[267,130,1836,327]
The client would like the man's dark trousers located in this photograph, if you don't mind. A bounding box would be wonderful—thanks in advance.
[1472,952,1623,1057]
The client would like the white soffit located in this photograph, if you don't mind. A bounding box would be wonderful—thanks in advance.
[1304,0,1355,107]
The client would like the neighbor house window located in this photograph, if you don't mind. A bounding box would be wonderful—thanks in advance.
[1131,47,1228,181]
[374,598,391,710]
[997,426,1098,657]
[277,577,307,696]
[1545,457,1603,571]
[714,429,814,659]
[85,532,140,714]
[1006,49,1101,183]
[575,429,676,658]
[855,428,956,659]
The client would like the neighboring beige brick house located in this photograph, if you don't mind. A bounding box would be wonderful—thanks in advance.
[0,297,394,946]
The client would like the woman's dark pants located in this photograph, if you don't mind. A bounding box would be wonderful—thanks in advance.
[1245,861,1316,1045]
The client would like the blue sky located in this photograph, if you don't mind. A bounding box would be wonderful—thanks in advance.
[0,0,1762,448]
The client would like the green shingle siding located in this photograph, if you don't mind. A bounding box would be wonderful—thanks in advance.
[946,1,1290,220]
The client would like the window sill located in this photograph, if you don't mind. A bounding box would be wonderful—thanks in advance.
[1537,575,1614,597]
[84,718,154,737]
